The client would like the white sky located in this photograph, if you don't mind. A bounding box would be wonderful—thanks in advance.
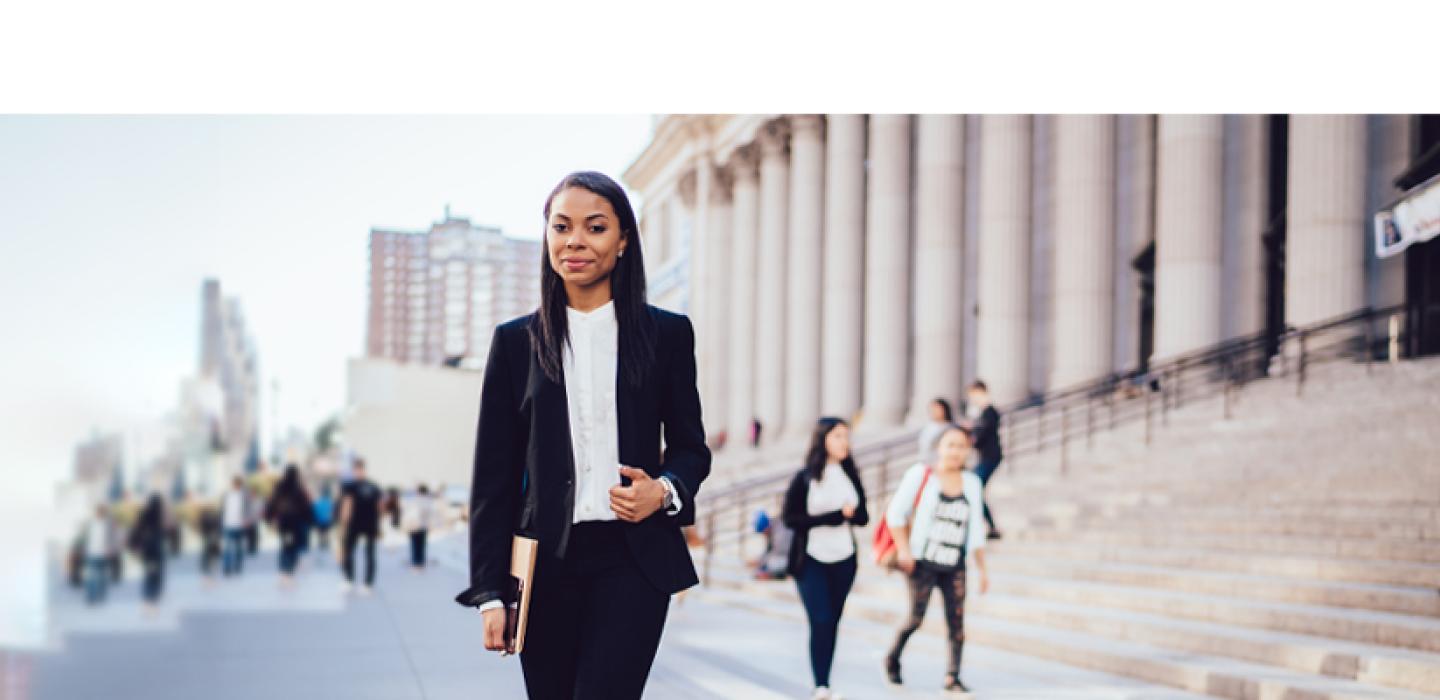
[0,115,654,501]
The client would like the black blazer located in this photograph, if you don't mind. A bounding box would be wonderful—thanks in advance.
[781,461,869,578]
[455,305,711,608]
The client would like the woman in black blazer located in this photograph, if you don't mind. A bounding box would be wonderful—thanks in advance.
[782,417,869,699]
[454,171,710,700]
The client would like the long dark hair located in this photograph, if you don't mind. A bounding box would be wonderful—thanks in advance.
[932,397,954,422]
[804,417,856,482]
[138,493,164,532]
[531,171,655,387]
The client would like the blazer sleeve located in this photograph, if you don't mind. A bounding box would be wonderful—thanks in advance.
[658,314,711,529]
[454,324,526,609]
[844,462,870,527]
[782,472,846,530]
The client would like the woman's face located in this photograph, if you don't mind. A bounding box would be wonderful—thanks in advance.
[546,187,627,290]
[824,423,851,462]
[937,429,972,471]
[929,401,947,422]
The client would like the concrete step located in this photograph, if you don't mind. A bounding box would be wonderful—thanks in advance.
[969,593,1440,696]
[700,568,1438,700]
[989,557,1440,618]
[1012,528,1440,564]
[986,540,1440,588]
[981,573,1440,655]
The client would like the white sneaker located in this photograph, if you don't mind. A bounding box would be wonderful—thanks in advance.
[359,585,373,597]
[339,581,353,594]
[811,688,832,700]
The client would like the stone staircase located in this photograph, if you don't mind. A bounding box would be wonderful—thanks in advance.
[697,356,1440,699]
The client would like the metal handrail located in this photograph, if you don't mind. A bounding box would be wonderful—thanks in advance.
[695,303,1413,571]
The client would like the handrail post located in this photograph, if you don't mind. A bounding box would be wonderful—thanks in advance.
[1175,360,1185,410]
[1036,403,1045,456]
[1160,368,1170,428]
[1086,394,1095,450]
[1060,403,1070,475]
[1144,383,1153,446]
[1108,390,1117,431]
[1296,330,1308,398]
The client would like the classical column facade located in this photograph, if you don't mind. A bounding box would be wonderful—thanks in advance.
[975,115,1033,406]
[1286,115,1368,328]
[1153,115,1224,360]
[726,146,761,446]
[784,115,825,436]
[1226,115,1269,341]
[698,158,733,436]
[909,114,966,421]
[1051,115,1116,389]
[861,114,912,427]
[754,120,790,442]
[820,115,867,420]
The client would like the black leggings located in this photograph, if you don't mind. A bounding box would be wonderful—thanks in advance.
[887,564,967,676]
[794,555,856,688]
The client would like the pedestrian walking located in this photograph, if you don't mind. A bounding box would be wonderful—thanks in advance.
[312,486,335,553]
[220,477,248,577]
[404,483,437,570]
[339,460,383,595]
[454,171,710,700]
[265,465,314,587]
[129,494,168,614]
[782,417,869,700]
[965,381,1004,540]
[80,504,118,605]
[882,423,991,694]
[918,397,955,466]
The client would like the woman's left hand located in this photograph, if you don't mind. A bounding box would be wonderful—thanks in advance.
[609,466,665,522]
[978,570,990,595]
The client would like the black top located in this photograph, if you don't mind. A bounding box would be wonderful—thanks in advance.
[780,462,870,579]
[455,306,711,609]
[917,490,973,573]
[343,479,383,533]
[971,405,1003,464]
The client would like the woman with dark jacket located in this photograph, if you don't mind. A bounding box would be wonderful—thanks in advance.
[454,171,710,700]
[782,417,869,700]
[129,494,168,613]
[265,464,314,586]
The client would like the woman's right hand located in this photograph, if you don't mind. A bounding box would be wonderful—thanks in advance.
[896,551,916,574]
[841,505,856,520]
[482,606,510,654]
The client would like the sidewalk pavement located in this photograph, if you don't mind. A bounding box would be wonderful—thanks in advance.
[7,532,1206,699]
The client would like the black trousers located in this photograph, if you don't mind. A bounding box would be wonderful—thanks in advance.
[409,530,428,567]
[520,521,670,700]
[343,528,377,585]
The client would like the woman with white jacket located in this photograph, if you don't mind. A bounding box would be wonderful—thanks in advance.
[883,424,990,694]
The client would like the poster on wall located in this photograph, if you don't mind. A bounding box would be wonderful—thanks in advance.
[1376,175,1440,259]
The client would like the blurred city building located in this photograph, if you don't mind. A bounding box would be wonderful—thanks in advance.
[198,279,261,473]
[341,357,482,490]
[366,209,541,368]
[624,114,1440,447]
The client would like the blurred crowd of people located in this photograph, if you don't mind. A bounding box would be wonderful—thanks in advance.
[67,457,455,611]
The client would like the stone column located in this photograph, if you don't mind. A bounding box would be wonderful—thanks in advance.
[975,115,1032,406]
[1051,115,1116,389]
[1227,115,1269,340]
[821,115,866,420]
[705,165,733,442]
[861,114,912,428]
[784,115,825,436]
[754,120,790,443]
[1153,115,1223,361]
[726,146,761,447]
[909,115,966,422]
[1287,115,1368,328]
[687,159,712,416]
